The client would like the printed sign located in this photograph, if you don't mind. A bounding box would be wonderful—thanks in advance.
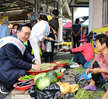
[92,27,108,53]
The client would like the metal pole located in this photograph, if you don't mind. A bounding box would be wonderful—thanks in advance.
[46,0,48,12]
[34,0,39,20]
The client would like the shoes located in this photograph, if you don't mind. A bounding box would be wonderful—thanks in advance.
[70,62,80,68]
[0,85,10,94]
[84,85,96,91]
[0,82,13,95]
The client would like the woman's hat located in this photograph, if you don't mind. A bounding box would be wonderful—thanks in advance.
[79,38,87,42]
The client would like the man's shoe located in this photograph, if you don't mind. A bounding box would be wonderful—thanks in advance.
[0,84,10,94]
[84,85,96,91]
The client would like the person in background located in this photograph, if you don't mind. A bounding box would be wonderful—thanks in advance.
[43,28,55,63]
[0,19,10,38]
[71,18,81,48]
[30,14,54,64]
[43,9,59,63]
[0,24,40,94]
[84,34,108,91]
[48,9,59,36]
[70,32,94,68]
[11,23,19,35]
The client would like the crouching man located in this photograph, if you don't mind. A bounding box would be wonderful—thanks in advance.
[0,24,40,94]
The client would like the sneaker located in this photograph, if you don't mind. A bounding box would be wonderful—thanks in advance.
[70,62,80,68]
[84,85,96,91]
[0,84,11,94]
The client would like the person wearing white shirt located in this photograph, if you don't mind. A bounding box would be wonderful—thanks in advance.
[29,14,54,63]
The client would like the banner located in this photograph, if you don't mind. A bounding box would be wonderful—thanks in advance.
[92,27,108,53]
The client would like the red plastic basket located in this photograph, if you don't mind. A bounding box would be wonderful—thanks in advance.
[13,81,35,90]
[49,63,57,69]
[27,66,54,75]
[18,78,34,82]
[54,61,69,67]
[57,73,64,79]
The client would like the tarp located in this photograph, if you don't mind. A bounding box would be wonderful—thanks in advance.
[63,22,72,28]
[82,19,88,26]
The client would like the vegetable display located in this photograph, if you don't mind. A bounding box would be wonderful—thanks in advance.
[55,70,62,76]
[35,70,62,90]
[36,76,50,90]
[34,73,46,82]
[75,88,93,99]
[19,75,35,81]
[30,63,56,71]
[56,60,70,63]
[46,71,58,84]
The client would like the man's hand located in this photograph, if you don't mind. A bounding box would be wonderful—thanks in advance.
[34,60,40,65]
[33,64,41,71]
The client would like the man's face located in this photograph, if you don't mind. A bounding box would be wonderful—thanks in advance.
[17,26,31,42]
[51,13,56,18]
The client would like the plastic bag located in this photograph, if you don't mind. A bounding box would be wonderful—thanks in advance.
[45,41,52,52]
[80,71,92,80]
[29,84,60,99]
[69,57,74,65]
[83,59,93,69]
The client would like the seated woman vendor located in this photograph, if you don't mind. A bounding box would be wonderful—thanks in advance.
[84,34,108,91]
[0,24,40,94]
[70,32,94,68]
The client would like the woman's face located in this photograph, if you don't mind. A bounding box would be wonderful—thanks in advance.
[96,40,105,52]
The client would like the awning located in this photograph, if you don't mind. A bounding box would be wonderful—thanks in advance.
[63,22,72,28]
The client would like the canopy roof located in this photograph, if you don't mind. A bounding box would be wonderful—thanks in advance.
[63,22,72,28]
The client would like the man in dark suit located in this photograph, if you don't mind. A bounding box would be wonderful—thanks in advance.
[0,24,40,94]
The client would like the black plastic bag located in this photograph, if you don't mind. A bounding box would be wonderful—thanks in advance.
[29,84,60,99]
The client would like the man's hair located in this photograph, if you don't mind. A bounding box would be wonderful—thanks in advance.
[84,31,93,43]
[52,9,59,16]
[95,34,108,47]
[13,24,19,29]
[39,14,48,21]
[17,23,31,31]
[75,18,80,24]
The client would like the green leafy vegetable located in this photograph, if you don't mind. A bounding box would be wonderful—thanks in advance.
[19,75,35,80]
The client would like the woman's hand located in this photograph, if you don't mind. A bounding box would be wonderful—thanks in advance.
[90,68,100,74]
[41,42,45,52]
[48,37,54,41]
[86,68,91,74]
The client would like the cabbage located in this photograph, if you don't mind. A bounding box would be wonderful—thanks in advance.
[34,73,46,82]
[36,77,50,90]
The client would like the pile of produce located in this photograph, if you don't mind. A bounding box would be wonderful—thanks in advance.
[55,70,63,76]
[74,88,93,99]
[19,75,35,81]
[56,60,70,64]
[35,70,62,90]
[30,63,56,71]
[57,82,78,95]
